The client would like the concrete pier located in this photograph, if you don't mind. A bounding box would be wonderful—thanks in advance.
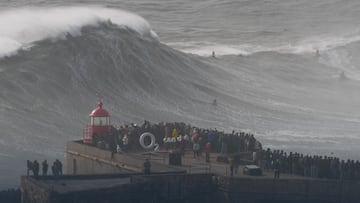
[20,141,360,203]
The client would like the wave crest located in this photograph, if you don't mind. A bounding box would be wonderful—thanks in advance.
[0,6,158,57]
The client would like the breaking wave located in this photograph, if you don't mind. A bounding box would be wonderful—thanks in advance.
[2,4,360,190]
[0,18,216,188]
[0,6,158,57]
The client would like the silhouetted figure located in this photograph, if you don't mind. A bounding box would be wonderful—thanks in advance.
[274,159,280,179]
[122,134,129,152]
[27,160,33,176]
[212,51,216,58]
[315,49,320,57]
[193,142,200,160]
[55,159,63,176]
[52,161,60,181]
[42,160,48,176]
[228,155,234,177]
[33,160,39,177]
[144,158,151,175]
[212,99,217,106]
[205,142,211,163]
[52,162,56,176]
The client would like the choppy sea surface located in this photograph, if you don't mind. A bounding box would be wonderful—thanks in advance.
[1,0,360,189]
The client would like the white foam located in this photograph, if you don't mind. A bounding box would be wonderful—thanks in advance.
[263,130,339,144]
[167,32,360,57]
[278,34,360,54]
[0,6,157,57]
[317,49,360,80]
[267,100,315,113]
[166,41,263,57]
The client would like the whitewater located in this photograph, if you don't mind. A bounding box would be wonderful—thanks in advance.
[1,0,360,189]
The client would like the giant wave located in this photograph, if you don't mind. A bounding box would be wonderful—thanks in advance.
[2,5,360,190]
[0,6,158,57]
[0,7,231,188]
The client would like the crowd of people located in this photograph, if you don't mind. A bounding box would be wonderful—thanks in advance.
[26,159,62,178]
[261,149,360,180]
[110,120,360,181]
[111,120,262,155]
[26,120,359,181]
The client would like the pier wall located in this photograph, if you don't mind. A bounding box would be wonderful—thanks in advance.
[21,173,215,203]
[66,141,129,174]
[66,141,183,175]
[21,174,360,203]
[217,176,360,203]
[40,141,360,203]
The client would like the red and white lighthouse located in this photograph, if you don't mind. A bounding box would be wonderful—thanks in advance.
[83,99,112,144]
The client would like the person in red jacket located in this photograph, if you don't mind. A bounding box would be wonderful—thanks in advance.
[205,142,211,163]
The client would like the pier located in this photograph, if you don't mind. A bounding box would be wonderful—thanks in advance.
[20,140,360,203]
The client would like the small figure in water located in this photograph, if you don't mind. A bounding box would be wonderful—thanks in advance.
[212,51,216,58]
[315,49,320,57]
[339,71,346,80]
[212,99,217,106]
[107,18,113,25]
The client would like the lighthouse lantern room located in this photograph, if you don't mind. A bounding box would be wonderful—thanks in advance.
[83,99,112,144]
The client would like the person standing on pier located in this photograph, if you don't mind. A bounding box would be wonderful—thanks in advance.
[205,142,211,163]
[274,159,280,179]
[122,134,129,152]
[52,161,59,181]
[33,160,39,177]
[193,141,200,160]
[58,159,63,176]
[42,160,48,176]
[228,155,235,176]
[27,160,32,176]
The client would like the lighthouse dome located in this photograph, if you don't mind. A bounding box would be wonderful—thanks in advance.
[89,101,109,117]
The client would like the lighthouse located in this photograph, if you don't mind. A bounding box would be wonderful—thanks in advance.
[83,99,112,145]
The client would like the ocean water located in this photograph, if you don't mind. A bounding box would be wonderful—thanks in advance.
[1,0,360,189]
